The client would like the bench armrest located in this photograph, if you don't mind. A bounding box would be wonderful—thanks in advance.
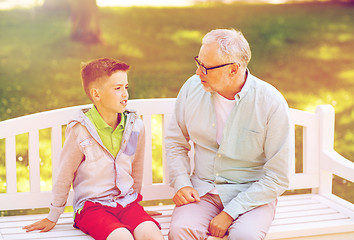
[321,149,354,182]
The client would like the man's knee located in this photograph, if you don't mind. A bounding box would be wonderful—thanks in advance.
[168,221,189,240]
[168,222,181,240]
[169,221,206,240]
[228,229,266,240]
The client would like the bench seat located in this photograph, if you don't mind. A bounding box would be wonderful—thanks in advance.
[1,194,353,240]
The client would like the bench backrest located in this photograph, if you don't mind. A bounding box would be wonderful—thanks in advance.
[0,98,336,211]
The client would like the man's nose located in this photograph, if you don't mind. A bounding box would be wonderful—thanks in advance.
[195,66,203,76]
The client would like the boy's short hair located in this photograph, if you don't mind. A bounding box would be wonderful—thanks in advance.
[81,58,130,101]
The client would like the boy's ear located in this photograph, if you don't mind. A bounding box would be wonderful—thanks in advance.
[90,88,101,102]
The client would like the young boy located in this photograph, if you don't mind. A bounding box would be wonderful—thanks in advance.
[23,58,164,240]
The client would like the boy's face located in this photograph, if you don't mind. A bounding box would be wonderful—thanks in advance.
[95,71,129,114]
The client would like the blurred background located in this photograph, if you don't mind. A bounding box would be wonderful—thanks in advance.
[0,0,353,214]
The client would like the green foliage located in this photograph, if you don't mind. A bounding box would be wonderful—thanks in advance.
[0,2,353,211]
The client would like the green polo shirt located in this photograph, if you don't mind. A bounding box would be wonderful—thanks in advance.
[85,106,125,158]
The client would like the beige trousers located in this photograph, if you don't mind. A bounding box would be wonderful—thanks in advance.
[168,193,277,240]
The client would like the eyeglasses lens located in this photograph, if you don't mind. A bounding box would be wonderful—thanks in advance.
[195,57,207,75]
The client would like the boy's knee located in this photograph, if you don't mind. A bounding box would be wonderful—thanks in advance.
[107,227,134,240]
[134,221,163,240]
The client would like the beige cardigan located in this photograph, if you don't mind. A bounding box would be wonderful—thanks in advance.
[47,108,145,223]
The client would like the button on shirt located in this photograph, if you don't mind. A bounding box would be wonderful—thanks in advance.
[85,106,126,158]
[166,71,292,219]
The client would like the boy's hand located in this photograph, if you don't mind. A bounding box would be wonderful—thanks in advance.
[173,186,200,206]
[146,210,162,216]
[23,218,56,232]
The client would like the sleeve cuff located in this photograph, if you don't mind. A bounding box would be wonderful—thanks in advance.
[223,202,242,220]
[173,174,193,193]
[47,204,65,223]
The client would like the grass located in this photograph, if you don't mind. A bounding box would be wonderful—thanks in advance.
[0,1,353,211]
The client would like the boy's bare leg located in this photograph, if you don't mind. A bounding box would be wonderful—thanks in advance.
[134,221,164,240]
[107,227,134,240]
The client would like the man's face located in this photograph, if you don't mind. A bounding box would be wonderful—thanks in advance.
[98,71,129,114]
[195,42,230,94]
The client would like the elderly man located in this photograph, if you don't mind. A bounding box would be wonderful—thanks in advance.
[166,28,292,240]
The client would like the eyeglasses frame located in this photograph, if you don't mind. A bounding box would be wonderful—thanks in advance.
[194,56,240,75]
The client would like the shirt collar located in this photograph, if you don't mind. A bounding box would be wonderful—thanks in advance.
[211,68,253,101]
[87,106,125,131]
[235,68,252,100]
[116,112,125,130]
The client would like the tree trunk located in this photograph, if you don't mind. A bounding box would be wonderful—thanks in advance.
[69,0,101,44]
[42,0,69,11]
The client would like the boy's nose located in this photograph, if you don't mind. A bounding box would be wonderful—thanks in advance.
[122,89,128,97]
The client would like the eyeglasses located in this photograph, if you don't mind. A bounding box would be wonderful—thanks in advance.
[194,56,239,75]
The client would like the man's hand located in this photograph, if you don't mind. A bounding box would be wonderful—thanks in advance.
[23,218,56,232]
[173,186,200,206]
[208,211,234,238]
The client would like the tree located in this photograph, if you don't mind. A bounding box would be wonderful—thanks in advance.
[43,0,101,44]
[42,0,69,11]
[69,0,101,44]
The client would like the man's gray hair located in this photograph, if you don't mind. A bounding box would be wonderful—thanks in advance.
[202,29,251,68]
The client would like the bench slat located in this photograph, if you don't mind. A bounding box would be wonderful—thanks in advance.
[142,115,153,186]
[272,212,349,225]
[0,105,91,139]
[276,194,318,207]
[275,208,337,219]
[5,136,17,194]
[140,184,174,201]
[51,125,63,185]
[267,219,354,239]
[162,114,172,184]
[29,130,40,193]
[302,119,320,178]
[127,98,175,115]
[290,109,317,127]
[0,191,74,211]
[287,173,319,189]
[3,230,88,240]
[1,224,80,234]
[314,193,354,218]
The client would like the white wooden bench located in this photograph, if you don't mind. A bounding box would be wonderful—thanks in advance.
[0,98,353,240]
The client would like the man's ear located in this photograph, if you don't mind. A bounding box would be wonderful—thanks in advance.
[90,88,101,102]
[230,63,239,76]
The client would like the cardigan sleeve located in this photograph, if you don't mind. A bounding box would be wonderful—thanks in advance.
[131,119,145,194]
[47,123,84,223]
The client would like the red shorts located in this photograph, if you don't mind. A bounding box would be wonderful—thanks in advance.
[73,195,160,240]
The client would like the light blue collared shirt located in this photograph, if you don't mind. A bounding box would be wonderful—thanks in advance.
[166,71,292,219]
